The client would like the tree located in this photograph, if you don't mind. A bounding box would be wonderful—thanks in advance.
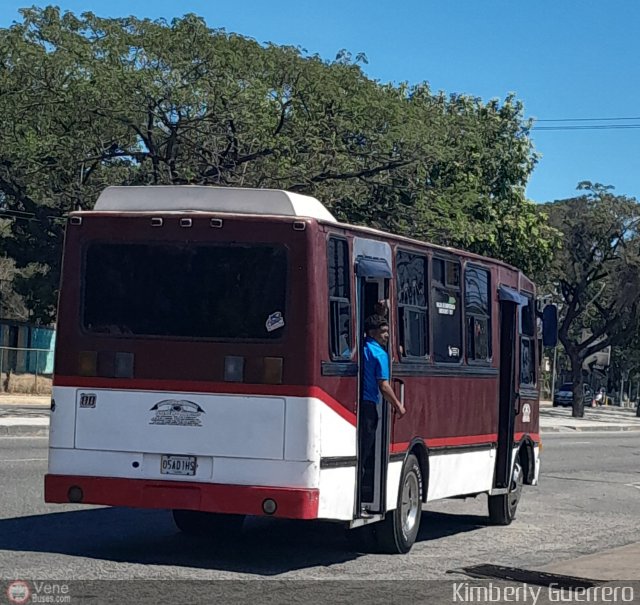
[604,325,640,405]
[0,255,29,321]
[0,8,556,322]
[540,182,640,417]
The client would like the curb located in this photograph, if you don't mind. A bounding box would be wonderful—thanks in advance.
[0,425,49,437]
[542,425,640,433]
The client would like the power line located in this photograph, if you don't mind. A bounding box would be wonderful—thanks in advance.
[533,124,640,131]
[531,115,640,132]
[0,210,65,223]
[536,116,640,122]
[0,208,36,218]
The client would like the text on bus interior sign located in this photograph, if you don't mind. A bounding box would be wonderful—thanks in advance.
[436,300,457,315]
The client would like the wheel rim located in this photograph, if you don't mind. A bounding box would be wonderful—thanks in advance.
[401,470,420,536]
[508,462,523,514]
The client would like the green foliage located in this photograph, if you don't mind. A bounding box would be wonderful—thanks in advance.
[540,182,640,415]
[0,7,554,321]
[0,256,29,320]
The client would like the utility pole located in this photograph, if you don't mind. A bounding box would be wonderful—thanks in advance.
[550,345,558,402]
[621,370,630,407]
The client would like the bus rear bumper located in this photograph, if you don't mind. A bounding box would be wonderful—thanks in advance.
[44,474,320,519]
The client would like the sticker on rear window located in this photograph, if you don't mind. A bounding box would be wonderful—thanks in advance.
[266,311,285,332]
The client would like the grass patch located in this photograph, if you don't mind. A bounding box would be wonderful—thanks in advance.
[1,372,52,395]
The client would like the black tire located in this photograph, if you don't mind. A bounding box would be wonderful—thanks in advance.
[488,457,524,525]
[376,453,423,554]
[172,509,245,538]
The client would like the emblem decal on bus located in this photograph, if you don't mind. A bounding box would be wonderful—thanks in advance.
[265,311,285,332]
[522,403,531,423]
[149,400,205,427]
[79,393,97,408]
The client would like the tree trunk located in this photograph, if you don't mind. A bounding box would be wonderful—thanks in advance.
[570,356,585,418]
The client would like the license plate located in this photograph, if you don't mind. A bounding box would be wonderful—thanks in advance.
[160,455,197,476]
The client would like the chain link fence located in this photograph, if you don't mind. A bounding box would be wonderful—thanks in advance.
[0,345,54,394]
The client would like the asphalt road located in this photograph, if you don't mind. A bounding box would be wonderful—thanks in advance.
[0,433,639,601]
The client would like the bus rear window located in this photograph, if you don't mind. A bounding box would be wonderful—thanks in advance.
[83,243,287,340]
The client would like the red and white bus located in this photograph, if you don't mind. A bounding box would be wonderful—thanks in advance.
[45,185,550,553]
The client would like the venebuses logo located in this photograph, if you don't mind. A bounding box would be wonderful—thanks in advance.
[6,580,31,604]
[5,580,71,603]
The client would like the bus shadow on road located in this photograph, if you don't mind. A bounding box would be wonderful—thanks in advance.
[0,507,487,574]
[418,511,488,541]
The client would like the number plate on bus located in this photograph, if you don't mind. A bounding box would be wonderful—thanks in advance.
[160,455,197,476]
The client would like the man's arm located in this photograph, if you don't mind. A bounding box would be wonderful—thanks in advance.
[378,379,406,417]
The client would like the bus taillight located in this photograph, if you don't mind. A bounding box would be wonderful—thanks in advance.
[78,351,134,378]
[78,351,97,376]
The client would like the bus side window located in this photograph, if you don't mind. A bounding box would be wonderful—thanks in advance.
[520,295,536,385]
[396,250,428,358]
[464,266,492,362]
[432,257,462,363]
[328,237,352,360]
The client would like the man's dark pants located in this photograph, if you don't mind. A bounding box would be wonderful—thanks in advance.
[359,401,379,502]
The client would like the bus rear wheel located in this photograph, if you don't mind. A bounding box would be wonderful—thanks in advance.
[172,510,245,538]
[376,453,423,554]
[488,458,524,525]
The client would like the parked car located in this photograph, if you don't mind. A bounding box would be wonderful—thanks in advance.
[553,383,594,407]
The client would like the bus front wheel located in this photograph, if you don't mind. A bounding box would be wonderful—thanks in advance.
[376,453,423,554]
[488,459,524,525]
[172,510,245,538]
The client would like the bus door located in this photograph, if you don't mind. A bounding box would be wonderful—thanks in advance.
[353,237,393,517]
[494,286,526,489]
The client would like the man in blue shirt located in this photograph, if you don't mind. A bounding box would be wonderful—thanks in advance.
[360,314,406,503]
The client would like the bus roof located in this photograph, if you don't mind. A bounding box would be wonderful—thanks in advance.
[86,185,531,285]
[93,185,337,223]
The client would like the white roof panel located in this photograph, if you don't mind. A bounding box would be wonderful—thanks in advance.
[93,185,337,222]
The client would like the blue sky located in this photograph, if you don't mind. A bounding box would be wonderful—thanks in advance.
[2,0,639,204]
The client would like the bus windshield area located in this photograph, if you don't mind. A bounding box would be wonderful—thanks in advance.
[82,242,288,340]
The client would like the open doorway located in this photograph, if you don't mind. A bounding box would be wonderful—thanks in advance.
[356,276,391,516]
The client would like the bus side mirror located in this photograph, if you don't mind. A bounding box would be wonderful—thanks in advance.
[542,304,558,348]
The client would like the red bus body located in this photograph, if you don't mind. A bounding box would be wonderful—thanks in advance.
[45,186,540,552]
